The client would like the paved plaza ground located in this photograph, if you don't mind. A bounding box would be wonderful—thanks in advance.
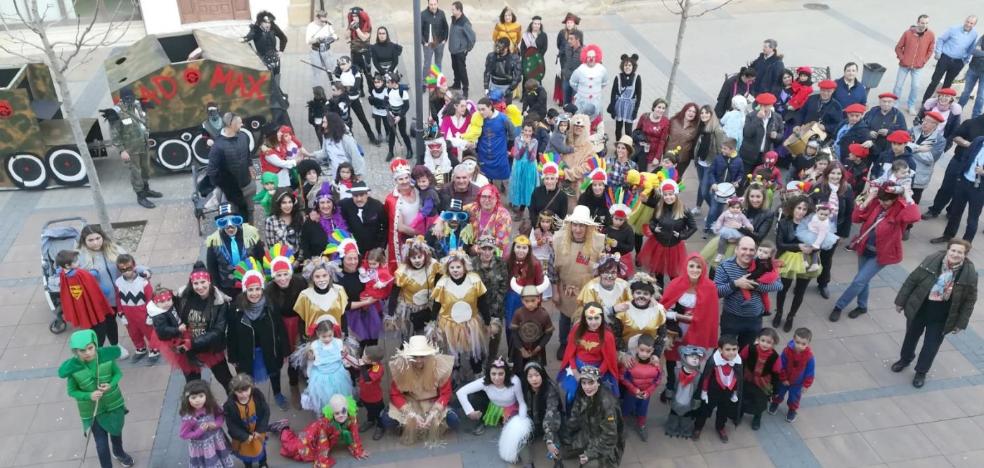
[1,0,984,466]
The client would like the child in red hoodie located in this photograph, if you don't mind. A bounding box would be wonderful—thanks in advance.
[740,328,782,430]
[619,334,662,442]
[768,327,815,422]
[357,345,386,441]
[746,241,780,316]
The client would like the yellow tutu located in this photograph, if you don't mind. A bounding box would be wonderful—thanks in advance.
[700,236,738,268]
[777,251,822,279]
[628,204,655,235]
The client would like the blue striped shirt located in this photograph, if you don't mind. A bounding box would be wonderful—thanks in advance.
[714,257,784,318]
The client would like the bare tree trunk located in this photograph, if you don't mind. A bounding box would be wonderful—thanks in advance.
[665,0,690,106]
[37,26,115,237]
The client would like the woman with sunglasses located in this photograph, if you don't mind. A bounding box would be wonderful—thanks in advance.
[206,204,266,298]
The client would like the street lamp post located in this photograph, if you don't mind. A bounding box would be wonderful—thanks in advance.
[410,0,425,162]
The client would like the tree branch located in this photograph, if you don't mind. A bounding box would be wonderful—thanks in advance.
[660,0,683,15]
[691,0,739,18]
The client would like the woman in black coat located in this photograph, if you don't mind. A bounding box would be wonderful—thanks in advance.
[528,165,568,223]
[369,26,402,76]
[773,196,816,332]
[153,262,234,389]
[638,183,697,287]
[227,279,290,408]
[264,270,308,388]
[810,162,855,299]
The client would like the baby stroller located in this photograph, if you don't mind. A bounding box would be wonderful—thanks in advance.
[191,163,223,236]
[40,217,87,334]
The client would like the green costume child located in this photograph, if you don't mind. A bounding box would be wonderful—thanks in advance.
[57,330,134,468]
[253,172,279,216]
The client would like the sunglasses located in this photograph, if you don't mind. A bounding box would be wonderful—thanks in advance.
[440,211,469,223]
[215,215,243,229]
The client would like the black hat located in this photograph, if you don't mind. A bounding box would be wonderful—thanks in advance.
[349,181,370,194]
[297,159,321,177]
[215,203,238,220]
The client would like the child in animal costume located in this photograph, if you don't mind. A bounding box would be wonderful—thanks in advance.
[253,172,279,216]
[393,236,441,339]
[279,394,368,467]
[58,330,134,468]
[663,345,705,438]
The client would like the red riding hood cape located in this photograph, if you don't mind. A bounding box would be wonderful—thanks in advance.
[660,253,720,349]
[59,268,113,329]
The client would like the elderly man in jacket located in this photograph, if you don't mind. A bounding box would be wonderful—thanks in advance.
[892,239,977,388]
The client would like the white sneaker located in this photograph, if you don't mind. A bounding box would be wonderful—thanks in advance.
[714,254,724,263]
[807,264,820,273]
[119,346,130,360]
[689,207,702,216]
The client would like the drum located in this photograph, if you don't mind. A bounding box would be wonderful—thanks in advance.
[714,182,736,203]
[783,122,827,156]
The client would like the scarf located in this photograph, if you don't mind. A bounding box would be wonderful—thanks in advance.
[750,346,775,392]
[244,296,266,321]
[332,419,353,446]
[677,367,698,387]
[929,259,961,301]
[710,349,742,391]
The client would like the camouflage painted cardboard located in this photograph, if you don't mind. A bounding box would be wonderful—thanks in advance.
[0,62,103,190]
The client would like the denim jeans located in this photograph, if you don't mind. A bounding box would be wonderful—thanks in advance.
[705,199,724,231]
[834,253,884,310]
[90,419,125,468]
[893,66,923,110]
[695,164,713,208]
[958,66,984,118]
[423,42,445,71]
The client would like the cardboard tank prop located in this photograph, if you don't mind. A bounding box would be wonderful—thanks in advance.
[0,63,104,190]
[103,29,279,172]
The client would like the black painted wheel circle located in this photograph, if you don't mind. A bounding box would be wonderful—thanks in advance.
[46,147,88,186]
[191,134,211,164]
[239,128,255,152]
[156,138,192,171]
[5,153,48,189]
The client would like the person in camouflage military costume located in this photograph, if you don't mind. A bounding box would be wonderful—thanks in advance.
[103,87,160,208]
[471,235,509,363]
[560,365,625,468]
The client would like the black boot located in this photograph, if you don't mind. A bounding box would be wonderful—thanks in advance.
[142,182,163,198]
[783,314,795,333]
[137,194,156,209]
[771,310,783,328]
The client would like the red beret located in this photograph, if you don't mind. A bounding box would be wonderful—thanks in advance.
[924,111,945,123]
[936,88,957,96]
[848,143,869,157]
[818,80,837,90]
[886,130,911,143]
[755,93,777,105]
[877,92,898,100]
[796,66,812,75]
[844,103,866,114]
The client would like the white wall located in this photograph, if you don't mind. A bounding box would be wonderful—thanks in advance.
[138,0,182,35]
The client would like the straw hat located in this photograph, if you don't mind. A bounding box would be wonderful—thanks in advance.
[564,205,600,226]
[402,335,439,357]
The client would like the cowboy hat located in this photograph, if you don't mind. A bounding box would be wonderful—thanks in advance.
[564,205,600,226]
[616,134,634,154]
[402,335,439,357]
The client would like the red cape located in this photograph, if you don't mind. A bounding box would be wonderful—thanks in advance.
[58,269,112,329]
[660,253,720,349]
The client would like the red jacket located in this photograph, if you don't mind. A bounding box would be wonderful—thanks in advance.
[851,197,921,266]
[357,363,384,404]
[620,359,661,397]
[788,81,813,111]
[388,371,453,410]
[895,27,936,69]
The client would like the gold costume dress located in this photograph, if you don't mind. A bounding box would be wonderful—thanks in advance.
[431,272,488,358]
[293,285,348,333]
[575,277,631,323]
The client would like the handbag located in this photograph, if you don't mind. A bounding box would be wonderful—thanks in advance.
[848,212,886,251]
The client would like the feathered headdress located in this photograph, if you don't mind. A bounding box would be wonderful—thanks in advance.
[425,65,448,90]
[579,156,608,191]
[263,243,295,277]
[538,152,565,179]
[323,229,359,260]
[233,258,265,290]
[606,185,632,218]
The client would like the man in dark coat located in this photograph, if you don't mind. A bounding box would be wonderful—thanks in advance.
[925,114,984,219]
[833,103,872,161]
[738,93,785,174]
[750,39,785,95]
[794,80,844,133]
[339,181,388,254]
[206,113,256,223]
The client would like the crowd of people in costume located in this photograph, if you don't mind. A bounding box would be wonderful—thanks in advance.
[49,4,984,468]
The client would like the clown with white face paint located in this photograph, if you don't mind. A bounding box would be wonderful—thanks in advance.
[569,44,609,123]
